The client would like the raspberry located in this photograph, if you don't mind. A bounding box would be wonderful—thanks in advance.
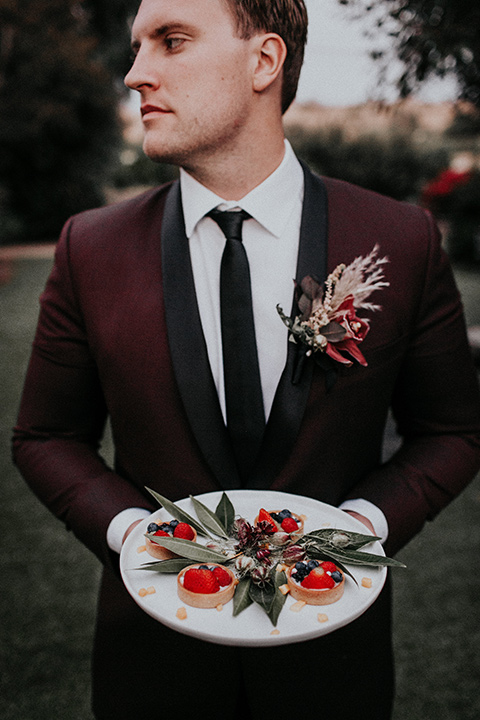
[173,522,195,540]
[211,566,232,587]
[281,516,299,533]
[301,566,335,589]
[153,529,169,537]
[257,508,277,533]
[321,561,338,574]
[183,568,220,594]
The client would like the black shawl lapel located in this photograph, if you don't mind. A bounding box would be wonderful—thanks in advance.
[246,164,329,490]
[161,181,241,490]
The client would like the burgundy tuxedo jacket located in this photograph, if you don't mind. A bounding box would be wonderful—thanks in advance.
[13,165,480,563]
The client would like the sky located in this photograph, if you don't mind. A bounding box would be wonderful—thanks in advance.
[297,0,459,106]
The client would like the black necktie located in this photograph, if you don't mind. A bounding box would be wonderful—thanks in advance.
[208,208,265,482]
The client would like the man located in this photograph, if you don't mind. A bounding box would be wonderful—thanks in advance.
[12,0,480,718]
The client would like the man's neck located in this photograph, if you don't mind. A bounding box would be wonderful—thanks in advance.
[181,130,286,201]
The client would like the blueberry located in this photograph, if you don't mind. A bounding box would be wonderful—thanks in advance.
[169,519,179,528]
[279,509,292,519]
[307,560,320,570]
[331,571,343,583]
[147,523,159,533]
[270,512,281,523]
[294,561,308,581]
[158,523,171,532]
[198,565,210,570]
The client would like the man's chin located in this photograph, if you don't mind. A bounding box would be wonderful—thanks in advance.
[143,144,182,167]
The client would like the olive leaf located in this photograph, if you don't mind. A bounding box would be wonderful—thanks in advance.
[189,495,229,539]
[144,535,227,563]
[300,528,382,550]
[215,493,235,535]
[233,577,253,617]
[139,558,194,573]
[267,570,288,627]
[145,487,211,537]
[249,580,276,616]
[314,545,406,568]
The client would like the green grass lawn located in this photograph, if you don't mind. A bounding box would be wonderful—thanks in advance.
[1,256,479,719]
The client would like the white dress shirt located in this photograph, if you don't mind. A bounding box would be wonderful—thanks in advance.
[107,141,388,552]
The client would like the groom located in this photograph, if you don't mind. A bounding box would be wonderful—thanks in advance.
[13,0,480,718]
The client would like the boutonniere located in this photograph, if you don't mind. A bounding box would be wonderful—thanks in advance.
[277,245,389,377]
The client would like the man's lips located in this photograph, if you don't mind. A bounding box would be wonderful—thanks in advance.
[141,104,171,117]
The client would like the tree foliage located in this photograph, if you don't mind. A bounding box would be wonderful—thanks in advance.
[0,0,139,243]
[339,0,480,106]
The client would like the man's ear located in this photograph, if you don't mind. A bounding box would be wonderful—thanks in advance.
[252,33,287,93]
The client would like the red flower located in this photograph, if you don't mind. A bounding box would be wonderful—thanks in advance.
[325,296,369,366]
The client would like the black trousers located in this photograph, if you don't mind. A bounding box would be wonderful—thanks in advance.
[92,568,394,720]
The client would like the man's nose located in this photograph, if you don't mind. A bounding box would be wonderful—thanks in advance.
[124,50,157,91]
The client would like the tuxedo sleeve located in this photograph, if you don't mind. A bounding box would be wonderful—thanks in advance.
[12,220,155,566]
[345,212,480,556]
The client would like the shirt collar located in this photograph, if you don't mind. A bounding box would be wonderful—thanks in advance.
[180,139,304,239]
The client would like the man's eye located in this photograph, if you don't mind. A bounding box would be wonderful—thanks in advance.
[165,37,185,50]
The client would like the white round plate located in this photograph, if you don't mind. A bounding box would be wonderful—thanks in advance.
[120,489,387,647]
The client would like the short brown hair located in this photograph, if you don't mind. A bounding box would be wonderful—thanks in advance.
[224,0,308,113]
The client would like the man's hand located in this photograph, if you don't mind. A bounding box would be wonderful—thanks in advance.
[122,518,144,545]
[344,510,376,536]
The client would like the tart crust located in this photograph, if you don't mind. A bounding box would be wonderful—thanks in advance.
[286,566,345,606]
[177,564,237,609]
[145,527,197,560]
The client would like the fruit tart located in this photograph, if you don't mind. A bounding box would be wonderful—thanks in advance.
[145,519,197,560]
[286,560,345,605]
[255,508,305,538]
[177,564,237,609]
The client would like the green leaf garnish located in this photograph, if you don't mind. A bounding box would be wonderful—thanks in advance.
[233,577,253,617]
[249,580,276,616]
[312,545,406,568]
[215,492,235,535]
[139,558,194,573]
[145,535,226,563]
[189,495,229,539]
[267,570,288,626]
[301,528,382,550]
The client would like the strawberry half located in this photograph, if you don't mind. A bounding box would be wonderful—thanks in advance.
[321,561,338,574]
[281,516,299,533]
[183,568,220,594]
[211,566,232,587]
[301,566,335,589]
[173,522,195,540]
[153,529,169,537]
[257,508,277,533]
